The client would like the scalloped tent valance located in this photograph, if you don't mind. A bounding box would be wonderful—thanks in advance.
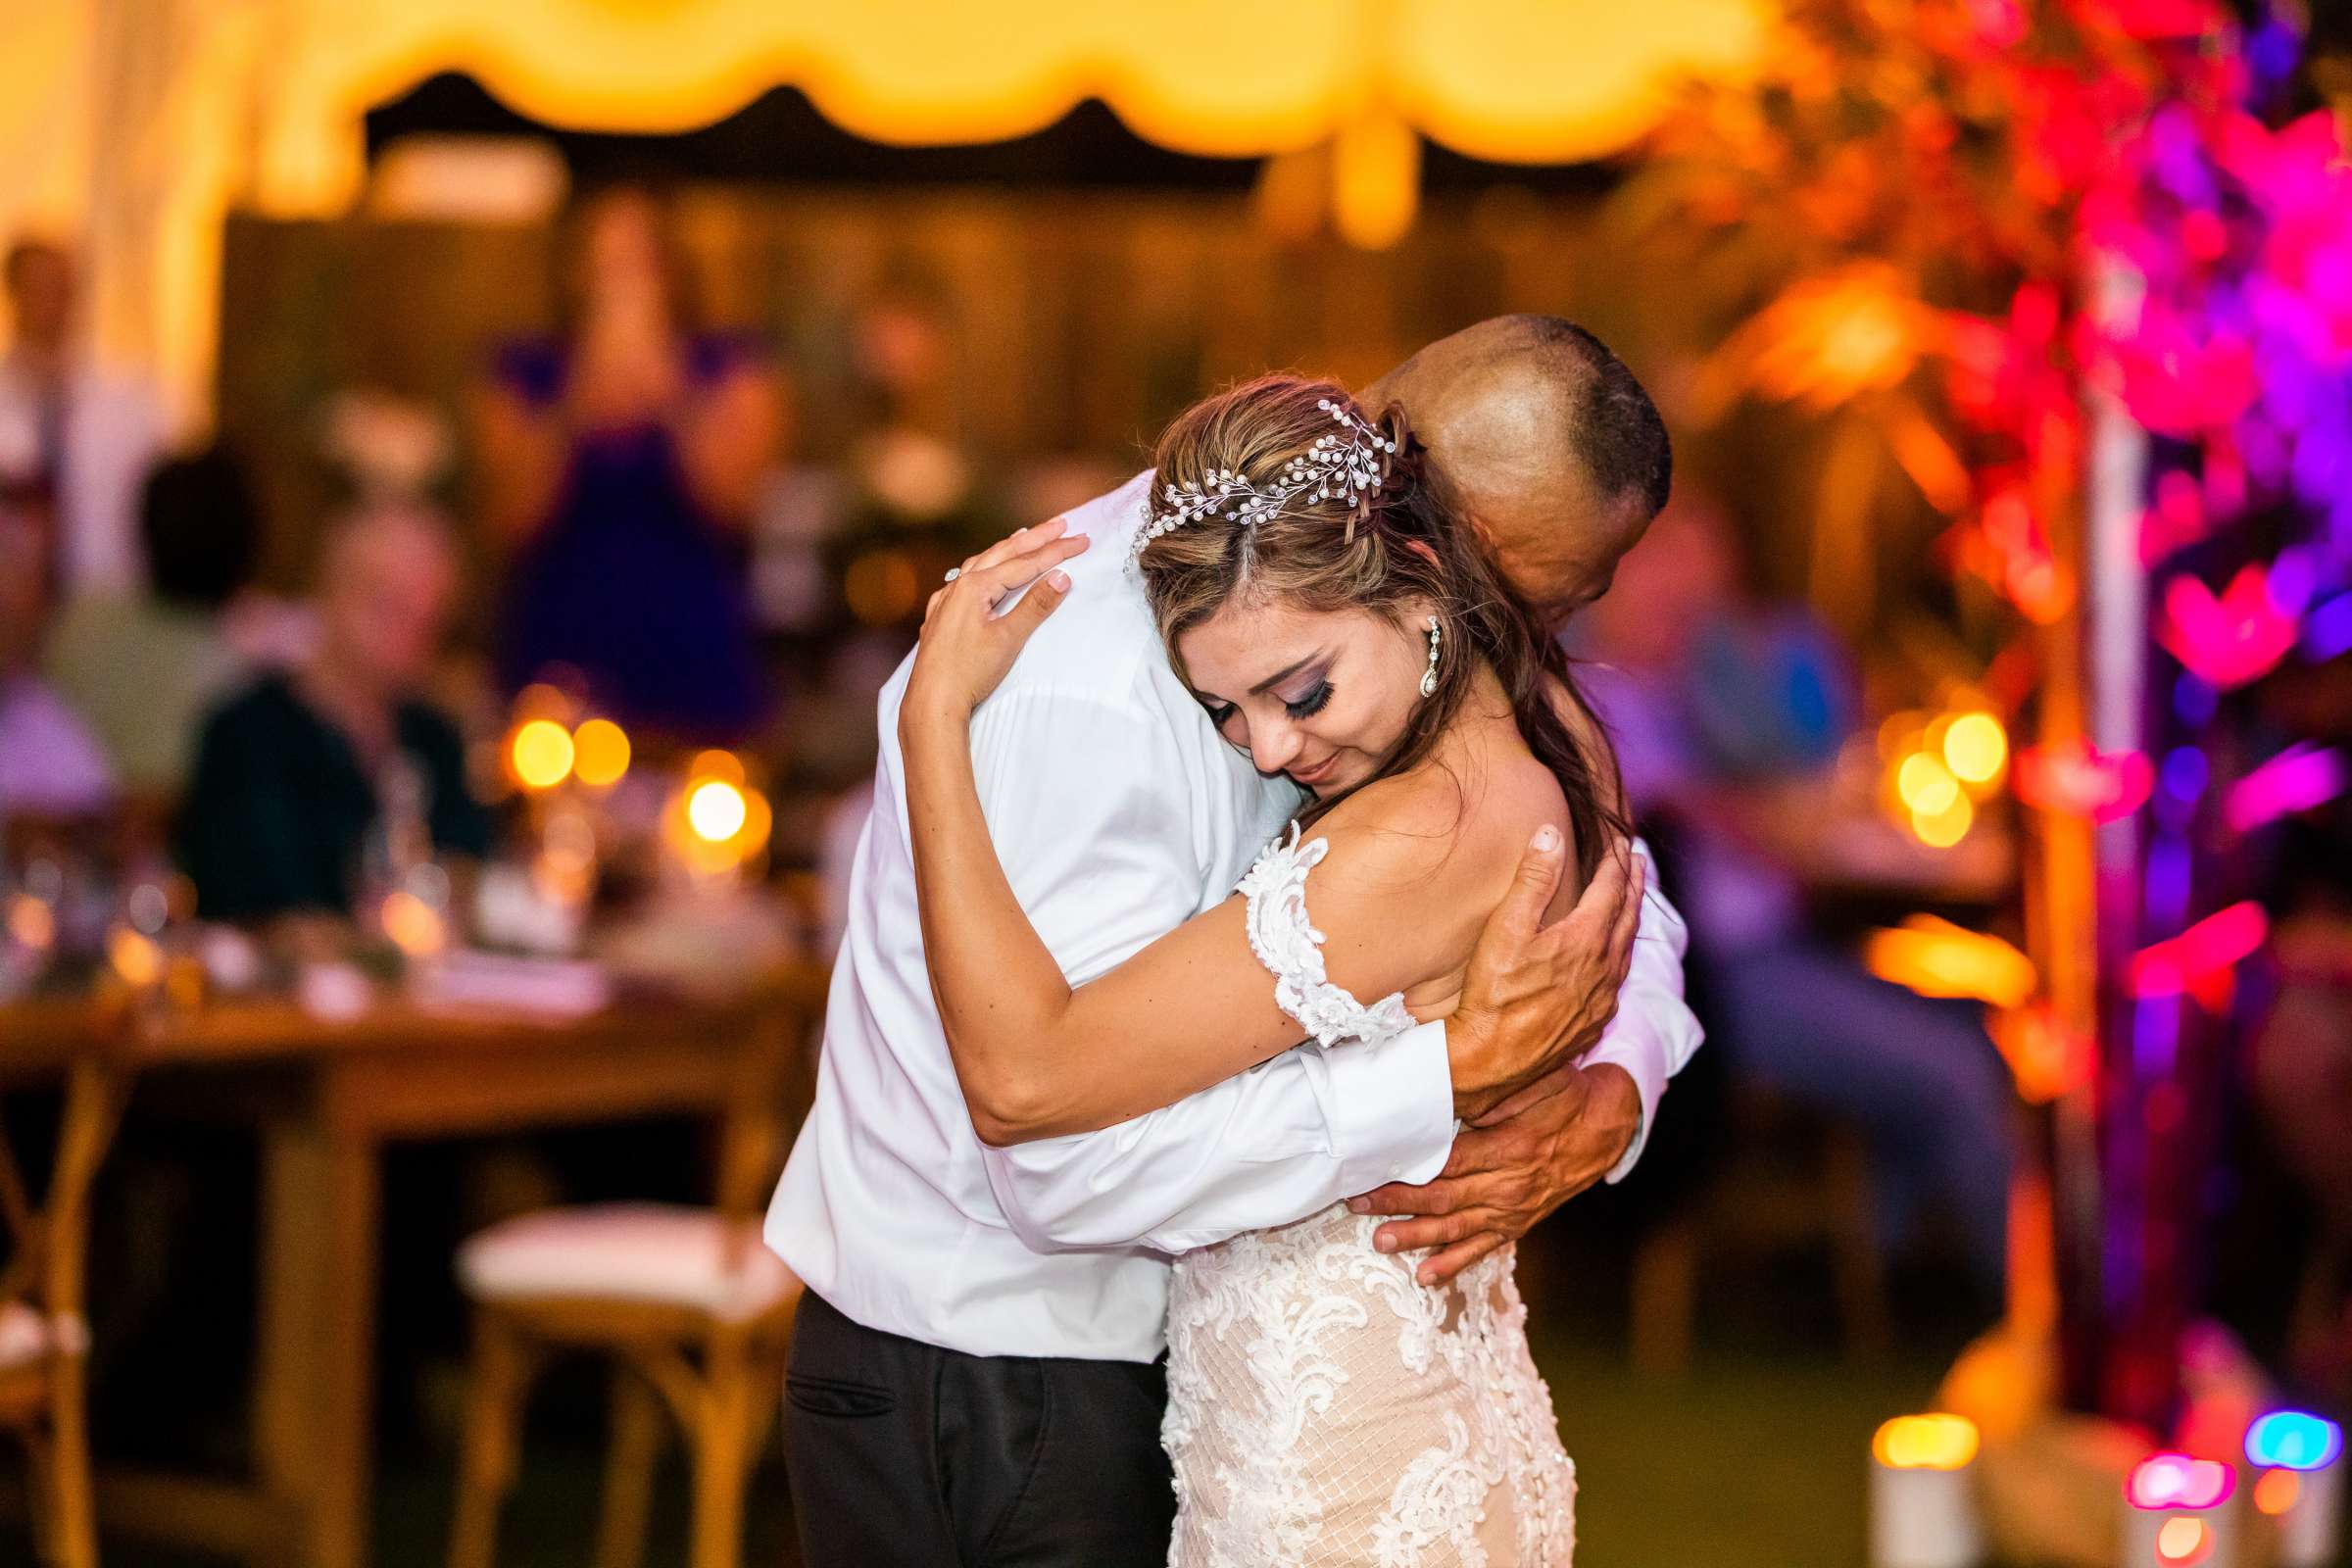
[6,0,1764,425]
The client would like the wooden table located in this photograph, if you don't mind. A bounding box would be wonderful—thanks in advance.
[1,970,824,1568]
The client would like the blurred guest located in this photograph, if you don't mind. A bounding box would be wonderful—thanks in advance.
[0,507,115,821]
[44,448,260,799]
[178,507,488,925]
[1578,499,2013,1301]
[0,237,167,598]
[475,183,780,743]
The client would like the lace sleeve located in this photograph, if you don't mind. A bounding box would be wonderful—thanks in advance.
[1236,824,1418,1050]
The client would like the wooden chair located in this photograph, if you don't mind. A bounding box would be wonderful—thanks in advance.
[446,968,823,1568]
[1629,1084,1891,1375]
[0,1053,132,1568]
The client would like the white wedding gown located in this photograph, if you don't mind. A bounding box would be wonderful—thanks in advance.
[1162,828,1577,1567]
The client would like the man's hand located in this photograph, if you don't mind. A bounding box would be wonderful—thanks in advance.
[1349,1060,1642,1286]
[1446,830,1644,1123]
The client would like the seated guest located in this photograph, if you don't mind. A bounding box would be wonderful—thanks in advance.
[0,507,115,823]
[1578,497,2014,1310]
[179,506,489,925]
[45,448,260,799]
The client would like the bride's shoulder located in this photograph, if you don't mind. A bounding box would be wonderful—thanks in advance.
[1306,750,1572,907]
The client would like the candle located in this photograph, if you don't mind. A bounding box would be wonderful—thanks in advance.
[1871,1414,1984,1568]
[2246,1412,2343,1568]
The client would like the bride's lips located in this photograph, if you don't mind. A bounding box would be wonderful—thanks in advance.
[1290,754,1341,788]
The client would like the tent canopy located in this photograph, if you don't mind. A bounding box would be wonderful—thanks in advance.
[7,0,1764,423]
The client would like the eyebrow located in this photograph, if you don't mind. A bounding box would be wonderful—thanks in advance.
[1250,652,1327,697]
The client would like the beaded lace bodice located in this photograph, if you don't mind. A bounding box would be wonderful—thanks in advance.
[1162,828,1576,1567]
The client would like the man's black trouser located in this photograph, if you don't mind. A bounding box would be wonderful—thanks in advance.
[783,1291,1176,1566]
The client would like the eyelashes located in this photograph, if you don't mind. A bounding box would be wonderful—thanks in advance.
[1200,677,1335,733]
[1284,679,1334,720]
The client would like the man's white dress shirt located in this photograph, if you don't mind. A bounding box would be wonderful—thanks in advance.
[765,470,1700,1362]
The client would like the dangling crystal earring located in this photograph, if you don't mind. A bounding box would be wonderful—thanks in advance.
[1420,615,1442,698]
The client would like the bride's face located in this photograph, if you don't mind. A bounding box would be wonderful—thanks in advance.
[1178,596,1433,797]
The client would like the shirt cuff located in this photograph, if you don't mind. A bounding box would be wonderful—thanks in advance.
[1580,1027,1669,1185]
[1317,1019,1455,1195]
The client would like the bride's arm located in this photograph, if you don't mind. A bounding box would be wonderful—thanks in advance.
[901,531,1566,1145]
[903,679,1477,1142]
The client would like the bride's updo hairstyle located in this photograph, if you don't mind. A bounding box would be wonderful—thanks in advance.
[1139,373,1621,880]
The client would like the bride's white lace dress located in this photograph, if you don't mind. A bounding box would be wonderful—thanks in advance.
[1162,828,1577,1567]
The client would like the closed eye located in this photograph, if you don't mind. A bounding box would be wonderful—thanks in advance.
[1283,679,1334,720]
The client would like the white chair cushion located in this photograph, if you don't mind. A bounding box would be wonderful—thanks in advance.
[457,1203,800,1323]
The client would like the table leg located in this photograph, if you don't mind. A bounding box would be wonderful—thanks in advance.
[256,1118,382,1568]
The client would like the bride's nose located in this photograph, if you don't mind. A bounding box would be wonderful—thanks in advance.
[1248,713,1305,774]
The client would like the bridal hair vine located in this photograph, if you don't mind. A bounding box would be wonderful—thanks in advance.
[1136,398,1401,563]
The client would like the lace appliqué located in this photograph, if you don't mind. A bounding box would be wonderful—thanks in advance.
[1162,832,1577,1567]
[1236,825,1416,1050]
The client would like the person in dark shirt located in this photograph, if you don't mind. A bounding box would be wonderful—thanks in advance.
[180,505,488,925]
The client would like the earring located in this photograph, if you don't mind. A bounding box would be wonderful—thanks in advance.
[1420,615,1441,698]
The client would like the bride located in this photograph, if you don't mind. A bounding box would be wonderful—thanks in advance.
[897,374,1625,1565]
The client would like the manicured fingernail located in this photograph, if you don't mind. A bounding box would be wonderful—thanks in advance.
[1348,1197,1370,1213]
[1419,1267,1438,1286]
[1048,570,1070,590]
[1375,1232,1398,1252]
[1532,825,1559,852]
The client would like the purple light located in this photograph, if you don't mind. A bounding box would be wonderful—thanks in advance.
[2227,744,2344,830]
[2173,673,2217,727]
[2146,834,2193,927]
[2305,593,2352,660]
[2160,747,2209,804]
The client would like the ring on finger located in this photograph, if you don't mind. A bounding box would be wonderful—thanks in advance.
[943,565,962,583]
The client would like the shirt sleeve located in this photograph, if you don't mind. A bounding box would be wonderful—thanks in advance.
[982,1021,1455,1254]
[946,672,1456,1254]
[1578,838,1705,1183]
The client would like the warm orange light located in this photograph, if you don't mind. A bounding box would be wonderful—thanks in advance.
[1335,112,1420,249]
[1897,751,1961,815]
[380,890,447,957]
[1741,266,1936,411]
[6,894,55,951]
[1865,915,2035,1007]
[687,780,750,844]
[1872,1413,1980,1471]
[572,719,630,788]
[690,750,746,787]
[108,927,163,989]
[512,719,576,790]
[2154,1516,2211,1566]
[1988,1004,2094,1103]
[1911,792,1975,849]
[2254,1467,2301,1515]
[1942,712,2008,786]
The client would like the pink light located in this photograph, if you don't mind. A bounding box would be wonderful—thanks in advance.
[2128,1452,2237,1511]
[2130,903,2270,1007]
[2226,745,2346,831]
[2014,742,2154,821]
[2158,566,2299,690]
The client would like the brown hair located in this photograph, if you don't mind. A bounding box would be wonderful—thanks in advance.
[1141,373,1623,884]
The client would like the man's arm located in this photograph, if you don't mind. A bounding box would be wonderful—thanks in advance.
[1354,846,1705,1285]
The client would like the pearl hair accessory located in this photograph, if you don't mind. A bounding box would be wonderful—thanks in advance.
[1136,398,1398,562]
[1420,615,1442,698]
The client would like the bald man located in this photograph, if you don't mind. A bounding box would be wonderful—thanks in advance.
[178,507,490,924]
[773,316,1697,1566]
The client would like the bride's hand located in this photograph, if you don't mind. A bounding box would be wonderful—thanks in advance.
[903,519,1090,724]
